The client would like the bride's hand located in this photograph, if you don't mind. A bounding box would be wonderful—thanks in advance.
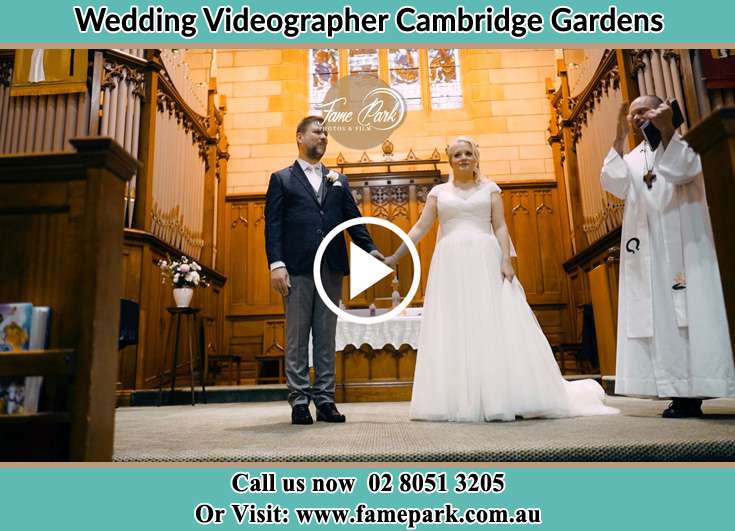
[384,255,398,268]
[501,257,515,281]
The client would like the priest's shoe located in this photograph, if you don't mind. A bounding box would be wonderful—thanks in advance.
[662,398,703,419]
[291,404,313,425]
[316,402,346,423]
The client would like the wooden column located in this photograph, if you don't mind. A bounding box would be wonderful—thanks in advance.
[200,78,219,268]
[215,95,230,274]
[685,107,735,364]
[680,50,706,127]
[616,49,643,150]
[546,79,574,262]
[132,49,161,231]
[547,80,576,344]
[557,59,587,255]
[69,138,136,460]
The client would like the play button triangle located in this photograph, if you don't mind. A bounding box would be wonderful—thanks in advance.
[349,242,394,300]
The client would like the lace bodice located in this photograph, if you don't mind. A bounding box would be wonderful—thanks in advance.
[429,180,499,238]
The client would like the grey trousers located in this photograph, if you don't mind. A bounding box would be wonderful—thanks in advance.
[283,266,343,407]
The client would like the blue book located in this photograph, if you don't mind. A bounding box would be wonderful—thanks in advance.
[24,306,51,414]
[0,303,43,414]
[0,302,33,352]
[29,306,50,350]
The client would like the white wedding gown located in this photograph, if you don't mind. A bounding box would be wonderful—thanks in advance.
[410,181,618,421]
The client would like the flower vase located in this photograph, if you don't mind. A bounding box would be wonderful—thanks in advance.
[173,287,194,308]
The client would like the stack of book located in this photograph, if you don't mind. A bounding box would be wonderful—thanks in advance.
[0,302,51,415]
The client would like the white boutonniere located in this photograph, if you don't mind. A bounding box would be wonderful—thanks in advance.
[327,170,342,187]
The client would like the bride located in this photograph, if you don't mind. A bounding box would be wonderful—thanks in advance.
[385,137,618,421]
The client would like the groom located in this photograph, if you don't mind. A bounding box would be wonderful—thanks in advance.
[265,115,383,425]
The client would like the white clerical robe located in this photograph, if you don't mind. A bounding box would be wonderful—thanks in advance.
[601,134,735,398]
[29,49,45,83]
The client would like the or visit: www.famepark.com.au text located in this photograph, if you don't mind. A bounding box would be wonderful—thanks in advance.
[283,502,542,527]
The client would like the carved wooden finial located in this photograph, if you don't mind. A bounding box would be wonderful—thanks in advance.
[382,139,394,156]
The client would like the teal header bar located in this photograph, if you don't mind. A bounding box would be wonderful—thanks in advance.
[0,466,732,529]
[0,1,733,45]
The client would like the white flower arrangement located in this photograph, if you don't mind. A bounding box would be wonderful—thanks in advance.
[158,255,209,288]
[327,170,342,186]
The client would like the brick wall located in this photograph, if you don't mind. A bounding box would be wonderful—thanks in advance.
[187,49,560,194]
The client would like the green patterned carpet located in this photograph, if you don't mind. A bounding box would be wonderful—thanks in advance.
[114,397,735,462]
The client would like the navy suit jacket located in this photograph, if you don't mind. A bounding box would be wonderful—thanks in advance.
[265,161,376,276]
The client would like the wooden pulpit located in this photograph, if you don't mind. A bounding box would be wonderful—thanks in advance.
[686,107,735,365]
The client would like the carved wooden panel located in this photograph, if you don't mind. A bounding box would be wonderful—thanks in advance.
[118,245,142,389]
[227,202,249,309]
[224,180,574,391]
[119,237,226,390]
[533,305,567,347]
[140,249,168,387]
[588,264,617,376]
[364,185,413,306]
[227,199,282,316]
[504,187,567,305]
[0,211,69,347]
[506,190,537,293]
[336,346,416,402]
[342,183,433,307]
[563,231,622,372]
[342,347,371,382]
[248,201,274,307]
[533,189,565,301]
[230,319,266,381]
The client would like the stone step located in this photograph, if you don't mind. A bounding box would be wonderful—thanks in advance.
[129,384,289,407]
[127,377,604,407]
[565,374,602,381]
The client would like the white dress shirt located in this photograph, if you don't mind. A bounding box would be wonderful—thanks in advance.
[297,158,324,195]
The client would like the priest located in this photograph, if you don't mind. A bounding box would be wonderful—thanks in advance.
[601,95,735,418]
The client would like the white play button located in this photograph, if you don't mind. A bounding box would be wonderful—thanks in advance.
[313,216,421,324]
[349,242,394,299]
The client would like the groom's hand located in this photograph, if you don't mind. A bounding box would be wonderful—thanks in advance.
[370,250,386,262]
[271,267,291,297]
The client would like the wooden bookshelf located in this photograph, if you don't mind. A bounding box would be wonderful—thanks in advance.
[0,349,75,377]
[0,350,75,461]
[0,412,72,461]
[0,412,70,424]
[0,138,137,461]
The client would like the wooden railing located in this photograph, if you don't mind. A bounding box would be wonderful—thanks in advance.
[548,48,733,378]
[0,49,229,266]
[0,49,230,396]
[546,49,711,255]
[548,51,627,253]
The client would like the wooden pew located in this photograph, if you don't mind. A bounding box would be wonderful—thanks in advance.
[0,137,136,461]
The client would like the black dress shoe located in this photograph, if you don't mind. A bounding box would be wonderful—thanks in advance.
[291,404,313,425]
[316,403,346,423]
[662,398,703,419]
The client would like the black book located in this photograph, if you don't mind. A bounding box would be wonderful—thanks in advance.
[641,99,685,150]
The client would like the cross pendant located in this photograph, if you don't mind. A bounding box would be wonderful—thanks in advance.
[643,170,656,190]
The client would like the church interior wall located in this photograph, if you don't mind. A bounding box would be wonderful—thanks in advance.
[186,48,560,194]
